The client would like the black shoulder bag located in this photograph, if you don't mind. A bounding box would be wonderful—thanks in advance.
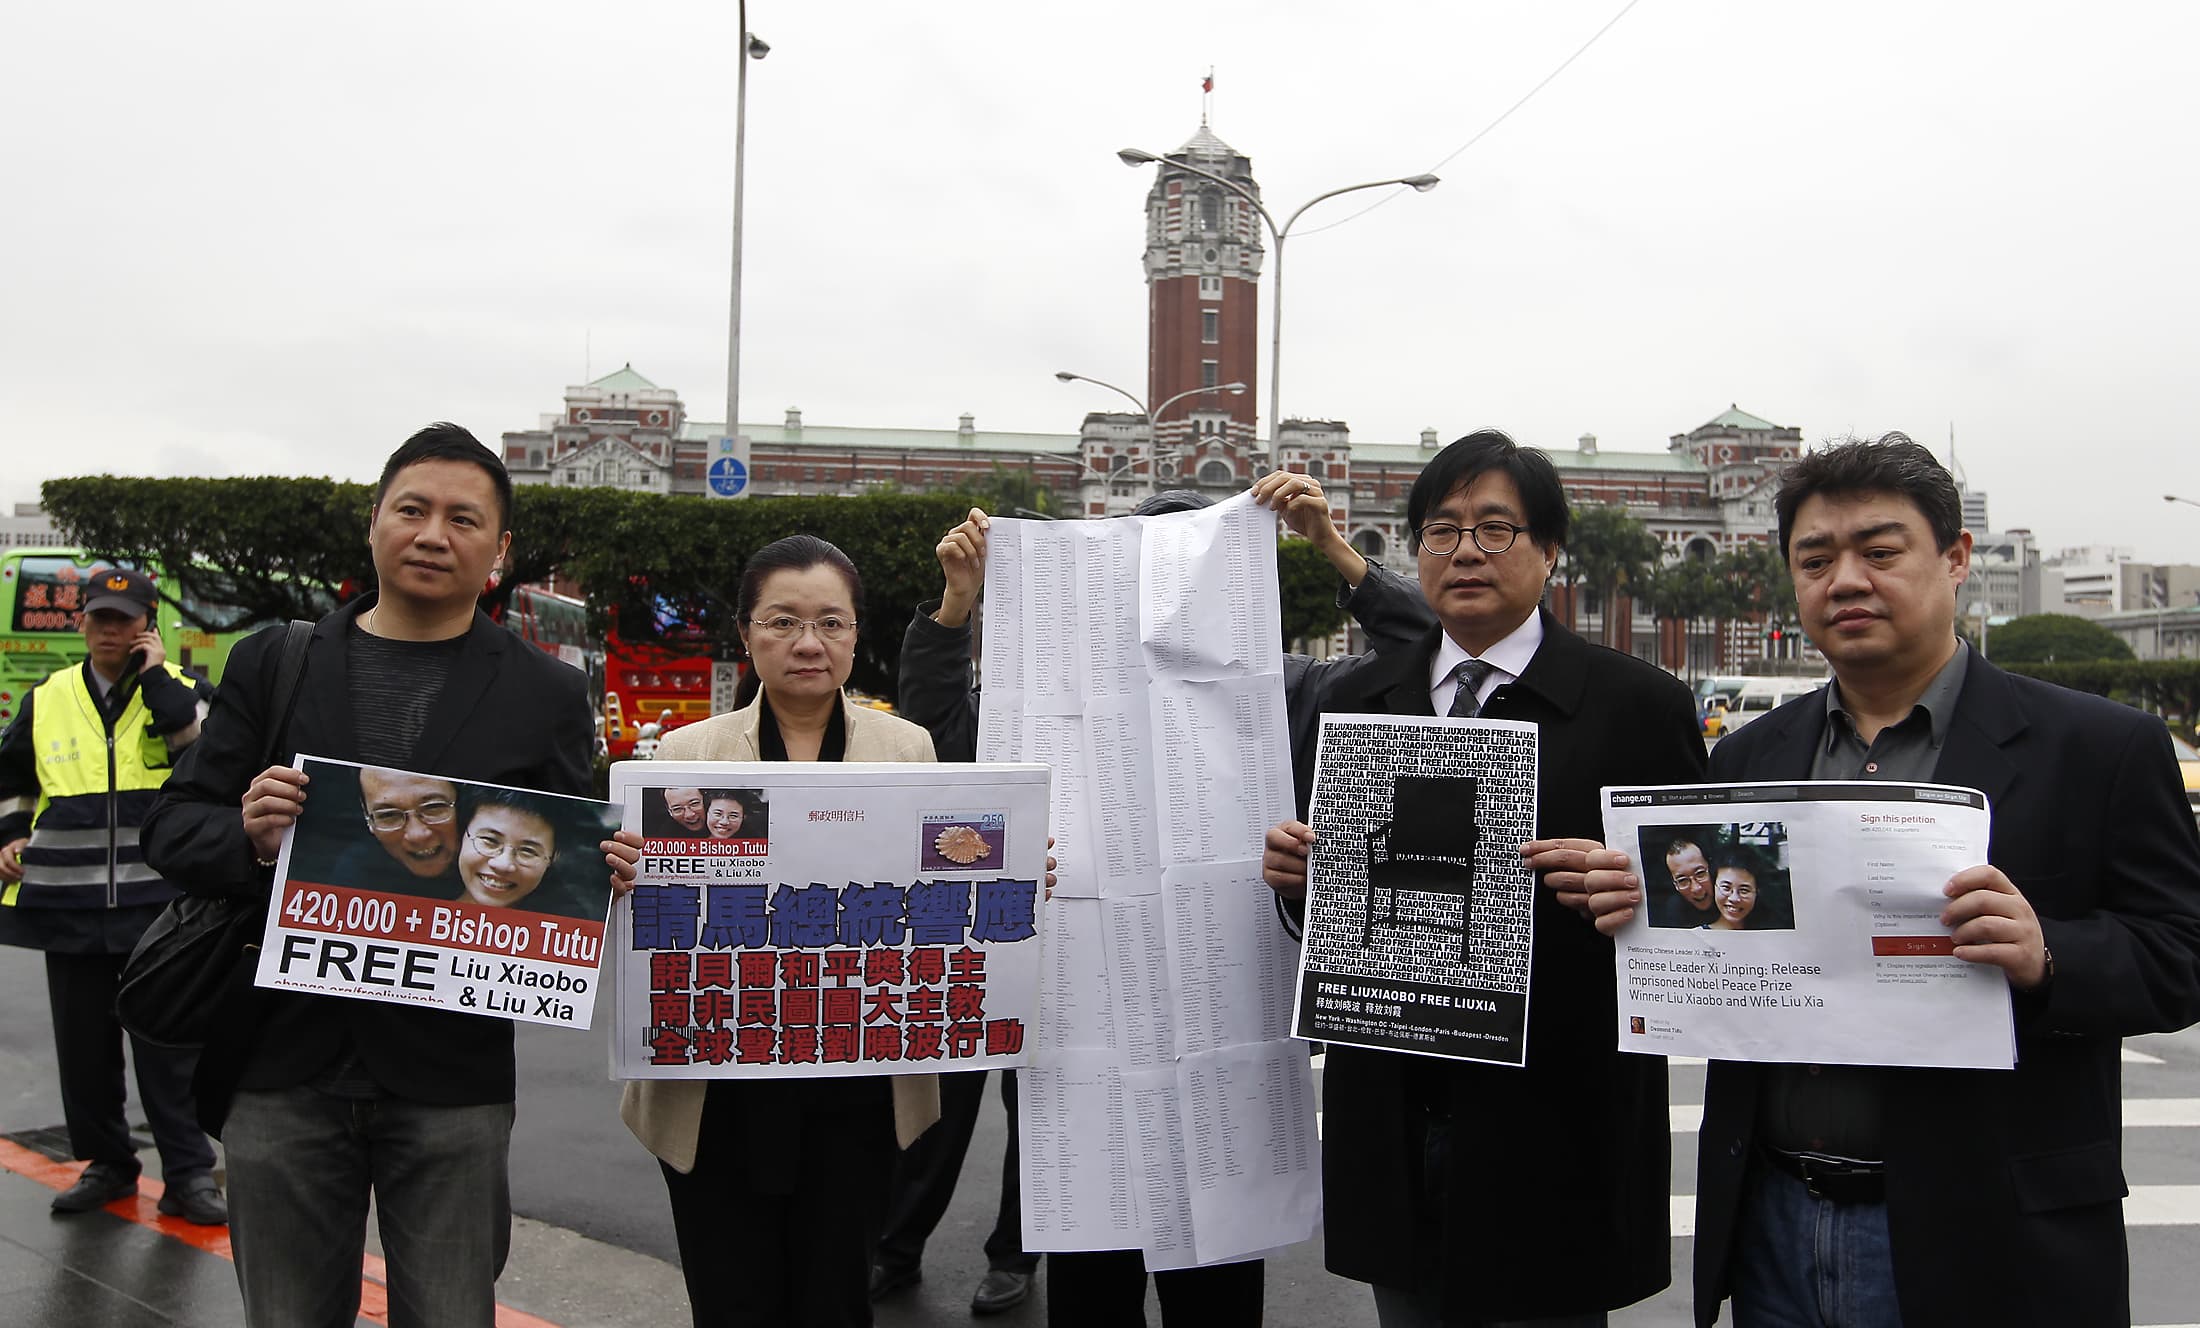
[117,620,313,1050]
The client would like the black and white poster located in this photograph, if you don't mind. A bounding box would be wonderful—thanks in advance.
[1291,714,1539,1066]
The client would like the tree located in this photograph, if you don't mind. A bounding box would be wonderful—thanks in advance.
[1722,542,1799,659]
[950,462,1063,520]
[547,489,975,698]
[41,473,1352,697]
[1562,505,1663,646]
[42,475,369,629]
[1276,540,1351,648]
[43,474,976,699]
[1641,556,1722,679]
[1984,613,2136,665]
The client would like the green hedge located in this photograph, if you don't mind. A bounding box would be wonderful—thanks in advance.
[1999,659,2200,727]
[41,476,1348,702]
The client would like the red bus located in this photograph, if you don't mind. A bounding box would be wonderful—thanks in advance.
[500,584,598,674]
[601,630,720,759]
[497,585,732,758]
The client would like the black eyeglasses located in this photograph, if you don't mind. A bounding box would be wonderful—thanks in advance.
[1415,521,1530,557]
[363,800,456,833]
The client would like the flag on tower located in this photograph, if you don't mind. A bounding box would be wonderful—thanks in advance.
[1202,72,1214,93]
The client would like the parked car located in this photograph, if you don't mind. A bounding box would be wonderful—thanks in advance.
[1723,678,1826,733]
[1701,696,1731,738]
[2171,730,2200,820]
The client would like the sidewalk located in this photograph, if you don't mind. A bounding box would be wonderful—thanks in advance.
[0,1131,689,1328]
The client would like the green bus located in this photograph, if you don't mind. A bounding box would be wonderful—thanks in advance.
[0,547,266,730]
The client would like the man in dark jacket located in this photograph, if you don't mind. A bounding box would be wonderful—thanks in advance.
[1265,432,1706,1326]
[1575,435,2200,1326]
[142,425,638,1328]
[887,472,1435,1320]
[0,565,225,1223]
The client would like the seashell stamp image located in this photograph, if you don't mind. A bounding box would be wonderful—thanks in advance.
[934,825,990,864]
[920,811,1007,872]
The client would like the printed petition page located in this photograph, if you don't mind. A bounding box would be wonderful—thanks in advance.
[987,494,1320,1267]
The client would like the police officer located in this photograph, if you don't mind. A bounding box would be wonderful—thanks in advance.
[0,566,227,1223]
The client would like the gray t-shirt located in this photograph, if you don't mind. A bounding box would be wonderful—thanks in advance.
[347,622,466,765]
[1759,641,1970,1161]
[309,618,467,1098]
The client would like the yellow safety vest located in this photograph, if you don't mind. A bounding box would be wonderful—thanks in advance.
[4,662,191,910]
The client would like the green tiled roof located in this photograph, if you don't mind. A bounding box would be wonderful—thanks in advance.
[1702,404,1782,432]
[682,420,1083,457]
[1346,441,1705,473]
[588,364,660,393]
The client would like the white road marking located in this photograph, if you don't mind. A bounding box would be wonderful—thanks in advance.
[1665,1049,2162,1066]
[1670,1185,2200,1237]
[2126,1098,2200,1127]
[1670,1098,2200,1134]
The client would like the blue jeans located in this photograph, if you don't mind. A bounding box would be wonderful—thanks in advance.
[1729,1163,1903,1328]
[223,1084,515,1328]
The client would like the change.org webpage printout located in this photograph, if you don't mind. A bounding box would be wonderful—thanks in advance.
[1600,780,2012,1069]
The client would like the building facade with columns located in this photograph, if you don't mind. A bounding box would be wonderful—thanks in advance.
[499,122,1906,673]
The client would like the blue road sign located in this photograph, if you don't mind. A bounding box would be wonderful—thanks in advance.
[708,455,749,497]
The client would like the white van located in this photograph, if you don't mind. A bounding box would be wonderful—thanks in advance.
[1722,678,1824,732]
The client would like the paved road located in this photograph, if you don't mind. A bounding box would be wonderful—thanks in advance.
[6,948,2199,1324]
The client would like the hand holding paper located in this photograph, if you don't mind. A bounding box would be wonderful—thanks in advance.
[601,829,643,899]
[935,507,990,629]
[1520,837,1634,924]
[243,764,311,861]
[1261,820,1314,900]
[1943,864,2049,989]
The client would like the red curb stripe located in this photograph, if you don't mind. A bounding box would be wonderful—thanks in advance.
[0,1138,560,1328]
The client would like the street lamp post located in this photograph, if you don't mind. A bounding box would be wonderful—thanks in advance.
[725,3,770,443]
[1053,370,1249,426]
[2166,494,2200,511]
[1054,371,1249,495]
[1118,148,1437,456]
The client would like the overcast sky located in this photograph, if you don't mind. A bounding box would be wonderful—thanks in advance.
[5,2,2196,560]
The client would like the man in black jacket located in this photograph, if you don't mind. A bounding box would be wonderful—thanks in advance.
[1574,436,2200,1326]
[143,425,638,1328]
[0,565,226,1223]
[1265,432,1705,1326]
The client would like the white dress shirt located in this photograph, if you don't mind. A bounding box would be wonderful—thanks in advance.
[1427,611,1545,715]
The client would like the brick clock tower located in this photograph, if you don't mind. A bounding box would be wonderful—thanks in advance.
[1143,123,1263,483]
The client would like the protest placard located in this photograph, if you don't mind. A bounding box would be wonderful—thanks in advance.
[1601,780,2013,1069]
[610,761,1048,1079]
[256,756,620,1028]
[1292,714,1541,1067]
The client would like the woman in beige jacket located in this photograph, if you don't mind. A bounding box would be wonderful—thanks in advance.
[622,534,941,1328]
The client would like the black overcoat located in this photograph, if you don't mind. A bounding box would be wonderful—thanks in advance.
[1692,652,2200,1327]
[1306,609,1704,1319]
[142,598,594,1133]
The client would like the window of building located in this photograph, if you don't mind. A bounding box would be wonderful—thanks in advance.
[1201,360,1219,389]
[1201,310,1219,343]
[1200,188,1221,233]
[1199,459,1234,486]
[1199,276,1221,301]
[803,467,817,482]
[1307,459,1326,481]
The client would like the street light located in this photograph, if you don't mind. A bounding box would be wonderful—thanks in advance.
[725,4,770,441]
[1055,371,1248,499]
[2166,494,2200,511]
[1119,147,1437,455]
[1053,370,1248,425]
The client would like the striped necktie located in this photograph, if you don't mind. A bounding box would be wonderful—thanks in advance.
[1447,659,1496,718]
